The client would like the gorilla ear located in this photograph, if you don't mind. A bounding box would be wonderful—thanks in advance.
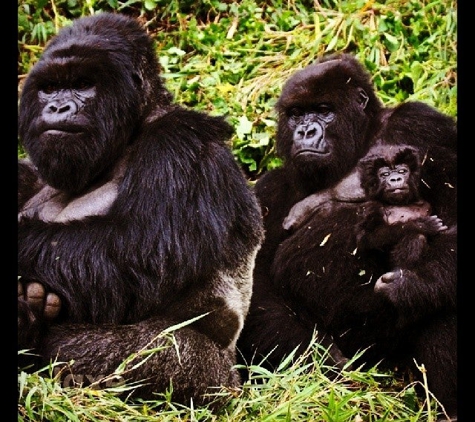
[357,87,369,110]
[132,72,144,89]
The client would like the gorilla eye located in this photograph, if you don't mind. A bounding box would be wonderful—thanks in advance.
[398,169,408,174]
[288,107,304,118]
[74,78,94,90]
[41,82,59,95]
[316,104,332,115]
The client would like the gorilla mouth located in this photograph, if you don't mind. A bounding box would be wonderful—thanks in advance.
[39,120,87,133]
[43,129,83,135]
[389,188,408,194]
[41,125,85,136]
[296,148,330,156]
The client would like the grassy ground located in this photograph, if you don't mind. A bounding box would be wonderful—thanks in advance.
[19,338,448,421]
[18,1,457,420]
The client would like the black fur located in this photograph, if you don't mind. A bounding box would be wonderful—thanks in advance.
[237,53,457,418]
[18,12,264,409]
[18,160,43,210]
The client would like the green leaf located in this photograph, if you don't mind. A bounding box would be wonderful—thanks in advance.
[236,115,253,138]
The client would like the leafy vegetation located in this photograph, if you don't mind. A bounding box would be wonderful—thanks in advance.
[18,0,456,420]
[18,0,456,178]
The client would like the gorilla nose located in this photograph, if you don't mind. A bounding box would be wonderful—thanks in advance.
[295,123,323,142]
[43,100,79,123]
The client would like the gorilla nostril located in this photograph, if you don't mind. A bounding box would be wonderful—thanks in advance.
[58,104,71,113]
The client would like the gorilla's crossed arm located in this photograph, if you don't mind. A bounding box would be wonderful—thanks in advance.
[282,167,364,231]
[18,13,263,408]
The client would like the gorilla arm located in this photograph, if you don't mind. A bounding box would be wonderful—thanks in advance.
[283,167,365,231]
[373,228,457,327]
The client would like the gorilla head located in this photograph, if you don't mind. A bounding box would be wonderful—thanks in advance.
[358,143,422,205]
[19,13,172,194]
[275,53,382,190]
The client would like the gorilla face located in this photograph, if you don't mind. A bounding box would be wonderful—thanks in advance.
[359,144,422,205]
[18,14,163,194]
[286,104,336,159]
[275,55,382,188]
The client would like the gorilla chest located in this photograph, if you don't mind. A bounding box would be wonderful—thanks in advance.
[383,201,431,224]
[274,208,382,306]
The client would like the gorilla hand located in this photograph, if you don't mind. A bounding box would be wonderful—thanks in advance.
[283,190,333,231]
[18,280,61,350]
[374,268,420,303]
[18,280,62,322]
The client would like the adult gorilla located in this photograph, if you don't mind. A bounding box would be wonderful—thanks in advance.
[18,13,264,408]
[237,53,457,418]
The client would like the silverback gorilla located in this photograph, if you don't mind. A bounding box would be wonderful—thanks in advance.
[18,13,264,408]
[237,54,457,418]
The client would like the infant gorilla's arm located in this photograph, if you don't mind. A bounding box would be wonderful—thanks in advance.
[356,202,448,252]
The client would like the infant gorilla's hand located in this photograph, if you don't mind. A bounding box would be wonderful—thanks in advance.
[420,214,448,233]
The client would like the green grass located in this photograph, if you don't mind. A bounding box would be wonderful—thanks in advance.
[19,336,450,421]
[18,0,457,420]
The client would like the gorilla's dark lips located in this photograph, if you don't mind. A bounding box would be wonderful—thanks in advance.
[388,187,408,194]
[296,148,330,156]
[41,125,85,136]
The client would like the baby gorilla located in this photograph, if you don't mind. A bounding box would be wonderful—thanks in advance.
[354,144,448,295]
[284,144,448,282]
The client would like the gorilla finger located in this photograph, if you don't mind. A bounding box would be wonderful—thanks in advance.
[282,216,295,231]
[44,293,62,320]
[26,282,46,309]
[18,281,24,298]
[381,270,401,283]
